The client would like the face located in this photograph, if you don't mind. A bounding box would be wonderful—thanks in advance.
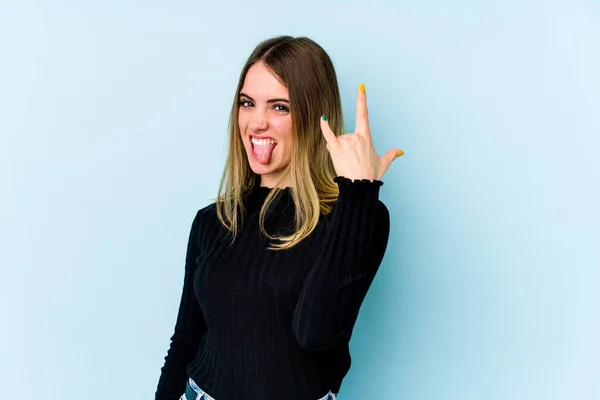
[238,61,293,188]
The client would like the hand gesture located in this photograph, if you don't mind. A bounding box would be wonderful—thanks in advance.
[320,84,403,181]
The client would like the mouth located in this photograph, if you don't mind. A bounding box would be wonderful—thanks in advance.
[249,135,277,150]
[249,134,278,163]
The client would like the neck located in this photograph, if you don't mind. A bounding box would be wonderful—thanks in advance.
[245,177,294,211]
[258,175,293,190]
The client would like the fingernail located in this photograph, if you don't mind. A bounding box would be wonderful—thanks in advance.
[359,83,365,92]
[396,150,404,158]
[322,114,327,121]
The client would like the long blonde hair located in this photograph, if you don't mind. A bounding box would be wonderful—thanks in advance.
[214,36,344,251]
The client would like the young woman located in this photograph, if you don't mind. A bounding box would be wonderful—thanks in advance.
[155,35,403,400]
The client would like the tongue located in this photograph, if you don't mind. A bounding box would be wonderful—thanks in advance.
[254,143,277,164]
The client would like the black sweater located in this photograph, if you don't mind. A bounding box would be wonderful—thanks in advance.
[155,176,390,400]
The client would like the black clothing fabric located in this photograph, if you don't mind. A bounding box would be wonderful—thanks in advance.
[155,176,390,400]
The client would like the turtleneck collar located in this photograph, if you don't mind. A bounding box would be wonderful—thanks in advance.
[245,176,294,209]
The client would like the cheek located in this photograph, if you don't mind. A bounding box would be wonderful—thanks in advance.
[272,117,293,140]
[238,112,248,133]
[277,120,293,159]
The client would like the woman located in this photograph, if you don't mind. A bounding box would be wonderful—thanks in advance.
[155,35,403,400]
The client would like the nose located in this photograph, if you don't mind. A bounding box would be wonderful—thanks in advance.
[248,109,268,132]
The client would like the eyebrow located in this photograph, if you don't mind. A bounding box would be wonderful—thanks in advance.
[239,93,289,104]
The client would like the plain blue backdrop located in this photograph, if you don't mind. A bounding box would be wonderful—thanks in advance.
[1,0,598,399]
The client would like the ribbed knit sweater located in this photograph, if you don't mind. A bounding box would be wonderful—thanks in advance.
[155,176,390,400]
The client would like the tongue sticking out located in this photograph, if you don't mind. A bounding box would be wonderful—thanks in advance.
[253,142,277,165]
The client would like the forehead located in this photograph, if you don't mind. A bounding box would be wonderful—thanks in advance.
[241,62,288,98]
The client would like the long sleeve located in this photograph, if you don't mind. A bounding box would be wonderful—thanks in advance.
[292,176,390,351]
[155,210,208,400]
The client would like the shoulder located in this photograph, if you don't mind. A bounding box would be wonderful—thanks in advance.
[186,203,218,261]
[197,202,217,219]
[191,202,218,231]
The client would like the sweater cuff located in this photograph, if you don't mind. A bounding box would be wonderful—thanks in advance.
[332,176,383,241]
[333,176,384,201]
[333,175,384,185]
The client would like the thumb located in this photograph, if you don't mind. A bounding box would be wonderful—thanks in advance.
[382,148,404,169]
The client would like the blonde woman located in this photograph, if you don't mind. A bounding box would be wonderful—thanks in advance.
[155,35,403,400]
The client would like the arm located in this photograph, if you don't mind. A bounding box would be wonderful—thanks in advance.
[292,176,390,350]
[155,209,208,400]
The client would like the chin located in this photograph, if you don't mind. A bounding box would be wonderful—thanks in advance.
[249,162,277,174]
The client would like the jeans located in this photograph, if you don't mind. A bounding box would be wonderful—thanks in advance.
[180,377,338,400]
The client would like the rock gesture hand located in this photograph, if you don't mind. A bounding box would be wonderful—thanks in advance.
[320,84,403,182]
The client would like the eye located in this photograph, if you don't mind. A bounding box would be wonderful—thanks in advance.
[273,103,290,113]
[239,99,253,108]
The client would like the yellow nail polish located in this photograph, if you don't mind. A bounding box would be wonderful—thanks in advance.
[359,83,365,92]
[396,150,404,157]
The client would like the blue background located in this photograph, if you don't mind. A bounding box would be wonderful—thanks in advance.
[1,1,598,399]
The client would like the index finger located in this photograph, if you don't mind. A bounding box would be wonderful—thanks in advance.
[356,83,371,137]
[320,114,339,149]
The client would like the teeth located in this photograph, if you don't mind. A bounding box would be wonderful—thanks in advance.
[251,138,276,145]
